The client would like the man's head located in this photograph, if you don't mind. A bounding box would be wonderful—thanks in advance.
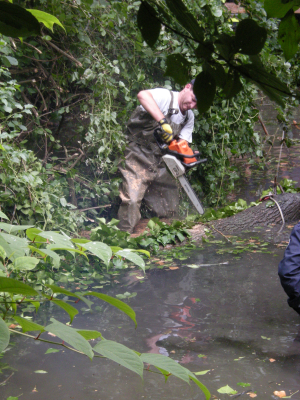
[178,81,197,114]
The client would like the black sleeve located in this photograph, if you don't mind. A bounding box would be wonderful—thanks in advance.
[278,222,300,313]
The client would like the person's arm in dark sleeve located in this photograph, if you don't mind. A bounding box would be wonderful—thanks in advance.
[278,222,300,314]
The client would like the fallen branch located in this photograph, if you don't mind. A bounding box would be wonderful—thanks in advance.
[15,38,43,54]
[258,114,269,136]
[70,205,110,212]
[41,39,83,67]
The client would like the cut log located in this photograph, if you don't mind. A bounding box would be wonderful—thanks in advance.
[208,193,300,233]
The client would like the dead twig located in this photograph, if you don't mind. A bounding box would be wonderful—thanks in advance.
[0,372,14,386]
[32,80,47,111]
[209,224,232,243]
[276,129,285,178]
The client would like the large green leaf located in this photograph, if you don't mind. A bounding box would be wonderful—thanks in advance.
[26,228,47,246]
[189,375,211,400]
[0,316,9,353]
[71,238,91,246]
[235,19,267,55]
[0,233,28,260]
[278,11,300,60]
[46,284,93,309]
[264,0,299,18]
[13,316,45,333]
[204,63,226,88]
[12,256,39,271]
[140,353,190,383]
[43,295,78,324]
[39,231,74,248]
[164,54,191,86]
[46,245,88,259]
[131,249,150,257]
[165,0,204,42]
[77,330,103,340]
[45,318,94,360]
[222,69,243,99]
[93,340,143,378]
[115,249,145,273]
[27,9,65,32]
[0,211,9,220]
[195,41,215,59]
[215,33,237,61]
[79,241,112,266]
[0,1,41,38]
[237,63,291,107]
[137,1,161,48]
[194,71,216,113]
[83,292,137,327]
[0,277,38,296]
[0,245,6,261]
[0,223,33,234]
[28,246,61,269]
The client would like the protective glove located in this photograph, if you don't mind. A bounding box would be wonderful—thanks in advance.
[159,118,173,143]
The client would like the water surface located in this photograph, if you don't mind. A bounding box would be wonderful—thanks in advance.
[2,240,300,400]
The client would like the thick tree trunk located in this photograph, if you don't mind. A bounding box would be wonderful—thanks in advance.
[208,193,300,233]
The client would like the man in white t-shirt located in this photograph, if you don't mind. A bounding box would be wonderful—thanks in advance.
[118,81,197,233]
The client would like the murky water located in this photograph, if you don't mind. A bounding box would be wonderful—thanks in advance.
[1,241,300,400]
[2,101,300,400]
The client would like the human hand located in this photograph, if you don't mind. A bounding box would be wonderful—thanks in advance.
[159,118,173,143]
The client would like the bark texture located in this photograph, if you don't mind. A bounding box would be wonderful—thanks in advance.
[208,193,300,233]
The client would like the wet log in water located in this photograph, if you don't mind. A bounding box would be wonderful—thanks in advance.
[208,193,300,233]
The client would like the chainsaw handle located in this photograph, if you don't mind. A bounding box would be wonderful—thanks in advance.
[167,149,201,159]
[182,158,207,169]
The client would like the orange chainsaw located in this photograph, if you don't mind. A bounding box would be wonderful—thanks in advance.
[154,128,207,214]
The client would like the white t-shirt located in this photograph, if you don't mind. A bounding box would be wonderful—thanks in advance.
[139,88,194,143]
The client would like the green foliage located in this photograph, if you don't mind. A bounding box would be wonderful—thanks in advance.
[261,178,300,196]
[141,218,192,251]
[0,212,146,289]
[198,198,252,223]
[0,212,210,399]
[0,0,299,227]
[90,217,192,254]
[137,0,293,110]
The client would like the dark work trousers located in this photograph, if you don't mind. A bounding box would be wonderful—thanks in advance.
[118,141,179,233]
[278,222,300,315]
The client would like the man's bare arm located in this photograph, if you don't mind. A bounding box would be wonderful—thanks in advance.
[137,90,165,122]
